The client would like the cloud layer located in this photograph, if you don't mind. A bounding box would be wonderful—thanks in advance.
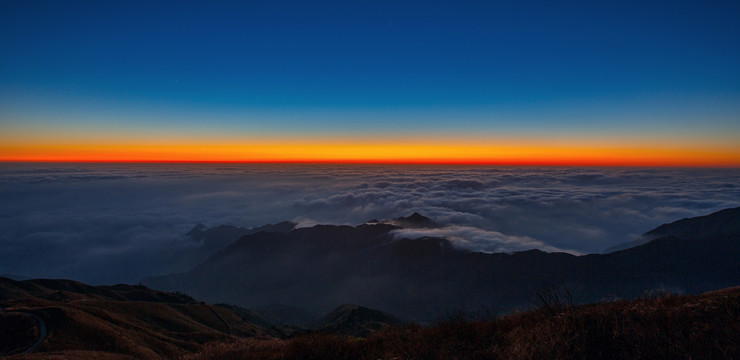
[1,163,738,284]
[391,226,573,254]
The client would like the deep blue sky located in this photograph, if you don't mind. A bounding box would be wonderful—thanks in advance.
[1,0,739,147]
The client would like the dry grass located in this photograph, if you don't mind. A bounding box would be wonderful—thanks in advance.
[5,287,738,359]
[6,350,140,360]
[181,338,286,360]
[2,298,250,360]
[184,287,740,360]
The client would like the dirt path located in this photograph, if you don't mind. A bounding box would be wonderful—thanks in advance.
[204,305,231,335]
[20,312,47,354]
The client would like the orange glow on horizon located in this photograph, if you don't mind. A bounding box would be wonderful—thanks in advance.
[1,141,739,167]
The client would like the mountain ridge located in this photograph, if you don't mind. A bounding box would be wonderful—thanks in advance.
[604,206,740,253]
[144,209,740,321]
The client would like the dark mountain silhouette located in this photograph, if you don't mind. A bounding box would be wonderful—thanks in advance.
[154,220,299,276]
[390,212,440,228]
[187,223,207,236]
[644,207,740,239]
[187,220,297,257]
[0,273,29,281]
[0,277,196,303]
[313,304,406,337]
[144,209,740,321]
[605,207,740,253]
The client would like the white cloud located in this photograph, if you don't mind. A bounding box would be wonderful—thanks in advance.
[391,226,580,255]
[1,163,738,283]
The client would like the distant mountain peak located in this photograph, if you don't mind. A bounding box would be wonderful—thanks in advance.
[406,212,427,221]
[187,223,207,236]
[392,212,439,228]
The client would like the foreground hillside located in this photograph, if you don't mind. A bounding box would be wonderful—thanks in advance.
[0,278,271,359]
[2,281,738,359]
[186,287,740,360]
[0,278,404,359]
[0,278,740,360]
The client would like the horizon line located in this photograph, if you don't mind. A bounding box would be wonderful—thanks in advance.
[2,159,739,169]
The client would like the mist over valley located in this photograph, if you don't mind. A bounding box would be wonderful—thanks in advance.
[2,163,739,285]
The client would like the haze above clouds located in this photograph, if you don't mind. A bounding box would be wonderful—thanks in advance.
[1,163,738,284]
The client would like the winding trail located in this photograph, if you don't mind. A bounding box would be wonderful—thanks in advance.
[0,306,47,355]
[20,312,47,354]
[204,305,231,335]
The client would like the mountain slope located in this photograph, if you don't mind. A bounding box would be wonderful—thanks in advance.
[644,207,740,239]
[0,277,273,359]
[604,206,740,253]
[313,304,406,337]
[0,277,197,304]
[144,210,740,321]
[187,221,297,257]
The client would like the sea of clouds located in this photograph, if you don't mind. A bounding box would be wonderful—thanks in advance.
[1,163,738,284]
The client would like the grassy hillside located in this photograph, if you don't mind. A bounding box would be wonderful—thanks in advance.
[185,287,740,360]
[0,278,271,359]
[3,278,738,359]
[312,304,406,337]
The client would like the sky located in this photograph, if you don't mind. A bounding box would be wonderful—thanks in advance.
[2,163,739,284]
[1,0,739,165]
